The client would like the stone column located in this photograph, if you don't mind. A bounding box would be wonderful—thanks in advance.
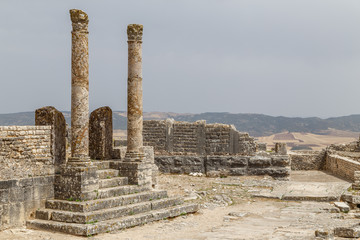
[125,24,144,162]
[54,9,99,201]
[119,24,153,188]
[70,9,90,161]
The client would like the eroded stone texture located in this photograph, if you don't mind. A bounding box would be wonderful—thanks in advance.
[35,106,66,171]
[89,106,113,160]
[126,24,144,162]
[53,9,99,201]
[70,9,90,160]
[275,142,287,155]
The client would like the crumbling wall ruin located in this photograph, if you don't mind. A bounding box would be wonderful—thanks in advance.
[143,119,257,155]
[0,126,55,230]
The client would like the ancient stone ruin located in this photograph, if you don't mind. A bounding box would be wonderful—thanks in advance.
[142,119,290,178]
[2,8,360,239]
[0,9,198,236]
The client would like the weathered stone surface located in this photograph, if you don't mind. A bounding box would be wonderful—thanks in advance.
[248,156,271,168]
[143,119,257,155]
[334,226,360,238]
[155,156,205,174]
[126,24,144,162]
[70,9,90,160]
[289,150,325,170]
[0,176,54,230]
[271,155,290,167]
[35,106,66,171]
[275,143,287,155]
[89,106,113,160]
[334,201,350,212]
[0,126,53,180]
[118,162,152,187]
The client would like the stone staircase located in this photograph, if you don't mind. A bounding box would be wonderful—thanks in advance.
[27,160,199,236]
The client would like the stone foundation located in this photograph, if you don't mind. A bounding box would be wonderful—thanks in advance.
[0,176,54,230]
[154,154,290,179]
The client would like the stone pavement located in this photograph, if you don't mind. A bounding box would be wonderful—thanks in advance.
[250,171,351,202]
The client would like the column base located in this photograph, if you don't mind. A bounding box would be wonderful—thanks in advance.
[124,151,144,162]
[118,161,152,188]
[54,162,99,201]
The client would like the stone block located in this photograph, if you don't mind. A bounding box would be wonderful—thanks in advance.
[334,202,350,212]
[271,156,290,167]
[35,106,66,169]
[275,142,287,155]
[229,157,248,168]
[118,162,152,187]
[248,156,271,168]
[229,168,247,176]
[54,164,99,201]
[334,227,360,238]
[89,106,113,160]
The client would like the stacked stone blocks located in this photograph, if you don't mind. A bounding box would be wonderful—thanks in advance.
[143,119,257,155]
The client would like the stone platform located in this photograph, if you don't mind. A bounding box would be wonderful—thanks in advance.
[26,160,199,236]
[250,171,351,201]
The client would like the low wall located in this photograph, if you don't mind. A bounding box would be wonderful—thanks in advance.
[0,126,55,230]
[325,154,360,182]
[155,155,290,179]
[289,150,325,170]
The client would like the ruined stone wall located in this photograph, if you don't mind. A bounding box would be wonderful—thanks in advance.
[0,126,53,180]
[325,154,360,181]
[173,121,201,154]
[155,154,290,179]
[143,119,256,155]
[143,120,167,153]
[289,150,326,170]
[0,126,55,230]
[205,124,231,154]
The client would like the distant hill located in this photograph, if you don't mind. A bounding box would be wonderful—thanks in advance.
[1,111,360,137]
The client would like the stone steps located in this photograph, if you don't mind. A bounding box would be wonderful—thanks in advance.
[27,166,199,236]
[97,185,150,199]
[97,169,119,179]
[36,197,184,224]
[99,177,128,188]
[45,190,168,212]
[27,203,199,236]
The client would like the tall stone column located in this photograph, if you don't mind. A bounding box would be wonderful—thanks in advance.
[70,9,90,161]
[54,9,99,201]
[125,24,144,162]
[119,24,153,188]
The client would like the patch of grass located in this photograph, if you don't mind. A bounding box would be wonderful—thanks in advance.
[86,220,98,224]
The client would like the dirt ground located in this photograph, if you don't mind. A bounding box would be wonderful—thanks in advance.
[0,172,358,240]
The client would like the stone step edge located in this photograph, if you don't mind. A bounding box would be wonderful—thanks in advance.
[97,184,151,199]
[27,203,200,236]
[98,176,128,188]
[37,197,184,224]
[97,169,119,179]
[45,190,168,212]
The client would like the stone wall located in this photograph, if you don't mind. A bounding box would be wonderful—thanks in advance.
[0,126,53,180]
[325,153,360,181]
[289,150,325,170]
[143,119,257,155]
[154,154,290,179]
[0,126,55,230]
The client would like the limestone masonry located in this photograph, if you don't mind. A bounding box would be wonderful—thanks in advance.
[1,7,360,238]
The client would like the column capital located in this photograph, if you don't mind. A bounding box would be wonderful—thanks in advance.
[127,24,143,41]
[70,9,88,32]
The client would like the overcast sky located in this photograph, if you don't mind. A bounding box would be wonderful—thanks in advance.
[1,0,360,118]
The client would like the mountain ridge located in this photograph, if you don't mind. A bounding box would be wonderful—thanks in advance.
[1,111,360,137]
